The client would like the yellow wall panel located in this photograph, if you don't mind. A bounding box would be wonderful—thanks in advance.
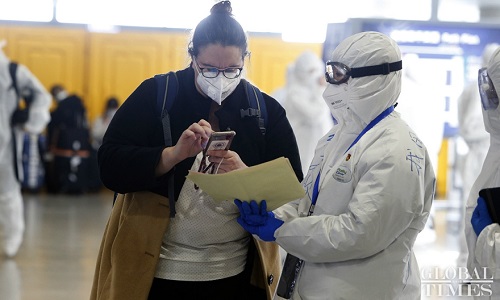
[1,25,323,120]
[86,30,191,120]
[246,35,323,94]
[1,25,87,99]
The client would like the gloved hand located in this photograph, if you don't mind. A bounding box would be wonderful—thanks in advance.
[234,199,284,241]
[472,196,493,236]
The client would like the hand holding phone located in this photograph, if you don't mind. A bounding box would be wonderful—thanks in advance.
[203,131,236,153]
[198,131,236,175]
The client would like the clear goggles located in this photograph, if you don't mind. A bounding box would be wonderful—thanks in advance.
[478,67,499,111]
[325,60,403,85]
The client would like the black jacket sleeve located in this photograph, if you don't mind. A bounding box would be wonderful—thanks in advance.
[98,79,167,193]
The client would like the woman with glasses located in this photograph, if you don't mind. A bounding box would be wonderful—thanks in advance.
[91,1,302,300]
[235,31,435,299]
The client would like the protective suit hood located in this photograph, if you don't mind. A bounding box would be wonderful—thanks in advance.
[484,47,500,135]
[293,51,324,87]
[482,43,500,67]
[328,31,402,125]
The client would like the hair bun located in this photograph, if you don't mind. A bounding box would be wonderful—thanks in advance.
[210,1,232,15]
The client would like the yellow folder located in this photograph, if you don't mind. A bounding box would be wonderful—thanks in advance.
[186,157,305,210]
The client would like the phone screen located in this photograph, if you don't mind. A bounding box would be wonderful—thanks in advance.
[197,131,236,176]
[204,131,236,152]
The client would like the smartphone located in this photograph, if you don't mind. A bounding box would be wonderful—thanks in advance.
[204,131,236,153]
[197,131,236,176]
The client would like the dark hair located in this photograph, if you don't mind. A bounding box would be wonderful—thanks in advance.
[105,97,119,110]
[188,1,248,59]
[50,84,65,97]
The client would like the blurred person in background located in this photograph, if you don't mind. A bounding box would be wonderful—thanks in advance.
[91,96,119,150]
[46,84,91,194]
[271,64,293,106]
[0,39,51,257]
[466,46,500,298]
[276,51,333,175]
[87,96,119,192]
[457,43,500,269]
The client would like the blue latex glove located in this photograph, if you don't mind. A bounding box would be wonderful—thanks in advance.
[234,199,284,241]
[472,196,493,236]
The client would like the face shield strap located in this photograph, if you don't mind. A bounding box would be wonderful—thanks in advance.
[350,61,402,78]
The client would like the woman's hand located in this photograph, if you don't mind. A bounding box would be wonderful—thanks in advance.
[173,119,212,161]
[155,119,212,176]
[206,149,247,174]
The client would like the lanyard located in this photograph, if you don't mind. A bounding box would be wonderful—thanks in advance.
[344,105,394,155]
[308,105,394,214]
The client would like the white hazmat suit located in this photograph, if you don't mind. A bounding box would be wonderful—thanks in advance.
[273,32,435,299]
[465,47,500,299]
[279,51,333,175]
[458,44,498,198]
[0,40,51,257]
[458,43,500,269]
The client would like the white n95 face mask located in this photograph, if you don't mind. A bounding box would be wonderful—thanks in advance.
[55,90,68,102]
[197,74,240,105]
[323,83,348,113]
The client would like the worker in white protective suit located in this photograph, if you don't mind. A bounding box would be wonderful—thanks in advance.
[465,47,500,298]
[234,31,435,299]
[0,40,51,257]
[279,51,333,175]
[457,43,500,269]
[271,64,293,106]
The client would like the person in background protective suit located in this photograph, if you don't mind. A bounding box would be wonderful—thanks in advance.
[0,39,51,257]
[279,51,333,175]
[91,96,119,149]
[457,43,500,269]
[235,31,435,299]
[466,46,500,298]
[271,64,293,106]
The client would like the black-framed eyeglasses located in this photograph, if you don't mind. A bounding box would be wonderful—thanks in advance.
[194,59,243,79]
[325,60,403,85]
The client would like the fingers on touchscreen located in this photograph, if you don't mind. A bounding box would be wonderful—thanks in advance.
[194,131,236,189]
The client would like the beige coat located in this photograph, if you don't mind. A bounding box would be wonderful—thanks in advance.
[90,191,280,300]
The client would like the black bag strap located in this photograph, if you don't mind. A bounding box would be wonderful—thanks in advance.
[9,62,19,100]
[8,62,21,182]
[154,72,179,218]
[240,79,268,135]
